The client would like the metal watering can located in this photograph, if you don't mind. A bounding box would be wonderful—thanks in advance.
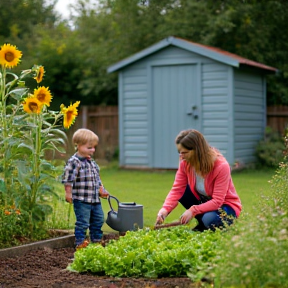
[106,195,143,233]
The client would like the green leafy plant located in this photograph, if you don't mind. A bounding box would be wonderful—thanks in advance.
[207,161,288,287]
[255,126,285,168]
[68,225,221,281]
[0,206,29,248]
[0,205,49,248]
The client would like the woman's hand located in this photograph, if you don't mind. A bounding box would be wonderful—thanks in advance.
[155,208,168,225]
[180,207,195,224]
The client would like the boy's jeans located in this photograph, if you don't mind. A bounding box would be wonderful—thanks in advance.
[179,185,236,230]
[73,200,104,246]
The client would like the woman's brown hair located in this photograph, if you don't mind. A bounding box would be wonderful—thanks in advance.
[175,129,217,177]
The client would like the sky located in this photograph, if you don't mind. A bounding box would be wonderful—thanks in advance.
[55,0,78,19]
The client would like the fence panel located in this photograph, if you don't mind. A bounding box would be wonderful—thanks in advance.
[267,105,288,135]
[63,105,286,161]
[65,106,118,160]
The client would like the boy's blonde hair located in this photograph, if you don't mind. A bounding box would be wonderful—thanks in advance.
[72,128,99,147]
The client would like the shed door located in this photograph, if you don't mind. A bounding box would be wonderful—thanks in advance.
[152,64,198,169]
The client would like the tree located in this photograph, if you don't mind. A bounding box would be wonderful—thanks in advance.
[200,0,288,105]
[27,24,84,109]
[0,0,57,41]
[73,0,288,105]
[1,0,287,106]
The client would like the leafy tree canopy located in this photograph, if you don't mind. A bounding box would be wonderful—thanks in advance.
[0,0,287,106]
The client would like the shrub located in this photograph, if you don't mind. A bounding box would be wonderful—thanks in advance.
[255,127,285,168]
[0,206,48,248]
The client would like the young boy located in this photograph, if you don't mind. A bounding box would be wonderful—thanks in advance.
[62,128,109,249]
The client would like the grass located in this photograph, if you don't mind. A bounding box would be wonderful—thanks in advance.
[230,168,275,214]
[48,162,276,233]
[49,163,288,287]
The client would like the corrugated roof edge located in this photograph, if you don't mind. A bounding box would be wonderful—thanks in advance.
[177,37,278,73]
[107,36,278,73]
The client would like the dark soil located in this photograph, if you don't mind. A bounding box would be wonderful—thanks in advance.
[0,234,198,288]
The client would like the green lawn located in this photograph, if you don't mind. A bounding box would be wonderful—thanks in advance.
[231,168,275,213]
[49,163,276,233]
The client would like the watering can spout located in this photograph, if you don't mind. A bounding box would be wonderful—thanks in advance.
[106,195,143,233]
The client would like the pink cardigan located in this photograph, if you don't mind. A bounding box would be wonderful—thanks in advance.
[162,156,242,217]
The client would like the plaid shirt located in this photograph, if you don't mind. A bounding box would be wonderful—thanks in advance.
[62,154,104,203]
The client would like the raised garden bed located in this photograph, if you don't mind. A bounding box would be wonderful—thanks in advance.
[0,232,196,288]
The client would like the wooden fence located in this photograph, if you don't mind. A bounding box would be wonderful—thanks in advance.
[65,106,118,160]
[60,105,287,161]
[267,105,288,135]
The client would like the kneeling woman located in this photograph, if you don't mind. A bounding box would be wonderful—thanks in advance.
[156,129,242,231]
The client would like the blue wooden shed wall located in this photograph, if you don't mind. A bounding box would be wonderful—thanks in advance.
[111,39,272,169]
[119,62,148,167]
[201,63,234,162]
[233,70,266,164]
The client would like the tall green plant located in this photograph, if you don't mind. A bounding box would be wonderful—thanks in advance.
[0,43,80,234]
[207,163,288,287]
[0,44,25,206]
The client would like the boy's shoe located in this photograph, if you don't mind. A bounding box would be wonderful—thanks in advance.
[91,239,101,243]
[75,239,89,250]
[91,239,102,245]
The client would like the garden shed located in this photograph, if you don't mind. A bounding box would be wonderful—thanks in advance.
[107,36,277,169]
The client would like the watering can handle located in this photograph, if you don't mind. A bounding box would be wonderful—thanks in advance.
[107,195,120,212]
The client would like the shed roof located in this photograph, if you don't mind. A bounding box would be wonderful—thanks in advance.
[107,36,278,73]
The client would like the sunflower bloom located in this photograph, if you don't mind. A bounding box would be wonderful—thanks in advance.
[33,65,45,83]
[33,86,52,107]
[0,43,22,68]
[61,101,80,129]
[23,96,44,114]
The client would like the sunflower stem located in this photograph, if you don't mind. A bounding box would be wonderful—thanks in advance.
[0,66,9,206]
[29,113,42,232]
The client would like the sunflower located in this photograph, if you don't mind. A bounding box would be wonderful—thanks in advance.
[33,86,52,107]
[0,43,22,68]
[61,101,80,129]
[22,96,44,114]
[33,65,45,83]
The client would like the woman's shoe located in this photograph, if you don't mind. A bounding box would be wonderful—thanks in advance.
[192,224,206,232]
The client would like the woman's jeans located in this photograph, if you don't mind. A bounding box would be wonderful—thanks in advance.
[73,200,104,245]
[179,185,236,231]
